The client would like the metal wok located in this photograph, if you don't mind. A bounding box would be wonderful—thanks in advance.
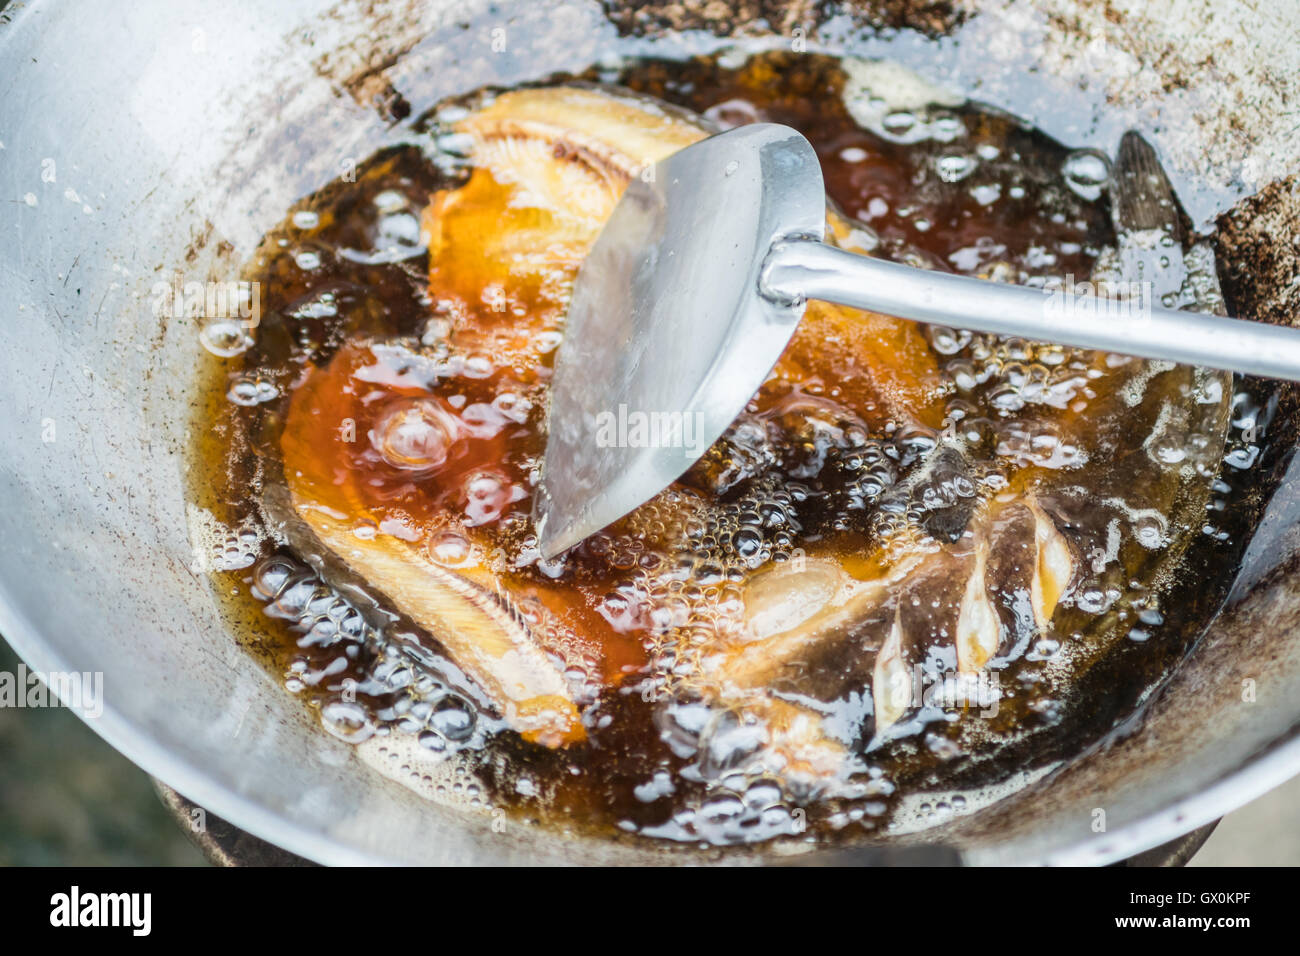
[1,0,1299,864]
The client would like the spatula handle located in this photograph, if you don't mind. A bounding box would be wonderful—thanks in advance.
[763,239,1300,382]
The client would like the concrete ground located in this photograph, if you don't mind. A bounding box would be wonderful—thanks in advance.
[0,636,1295,866]
[1191,774,1300,866]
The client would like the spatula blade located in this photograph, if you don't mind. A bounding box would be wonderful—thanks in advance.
[534,123,826,559]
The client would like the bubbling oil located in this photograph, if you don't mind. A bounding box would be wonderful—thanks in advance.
[190,49,1254,851]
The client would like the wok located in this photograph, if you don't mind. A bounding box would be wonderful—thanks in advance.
[2,0,1299,864]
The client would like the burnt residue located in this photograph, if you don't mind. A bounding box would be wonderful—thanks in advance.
[1213,176,1300,601]
[306,0,430,120]
[599,0,968,39]
[1215,175,1300,333]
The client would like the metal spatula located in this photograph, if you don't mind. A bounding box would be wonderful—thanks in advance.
[533,123,1300,559]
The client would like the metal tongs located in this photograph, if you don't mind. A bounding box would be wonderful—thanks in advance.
[534,123,1300,558]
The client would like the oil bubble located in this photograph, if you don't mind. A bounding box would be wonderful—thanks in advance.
[935,153,977,183]
[320,700,375,743]
[428,530,472,567]
[227,376,278,406]
[199,319,252,358]
[372,399,457,470]
[1061,149,1110,201]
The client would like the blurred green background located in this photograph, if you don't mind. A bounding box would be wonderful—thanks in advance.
[0,634,1295,866]
[0,639,205,866]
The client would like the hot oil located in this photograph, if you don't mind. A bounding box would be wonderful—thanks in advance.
[190,50,1257,850]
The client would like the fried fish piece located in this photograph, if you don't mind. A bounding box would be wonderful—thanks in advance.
[274,84,1229,781]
